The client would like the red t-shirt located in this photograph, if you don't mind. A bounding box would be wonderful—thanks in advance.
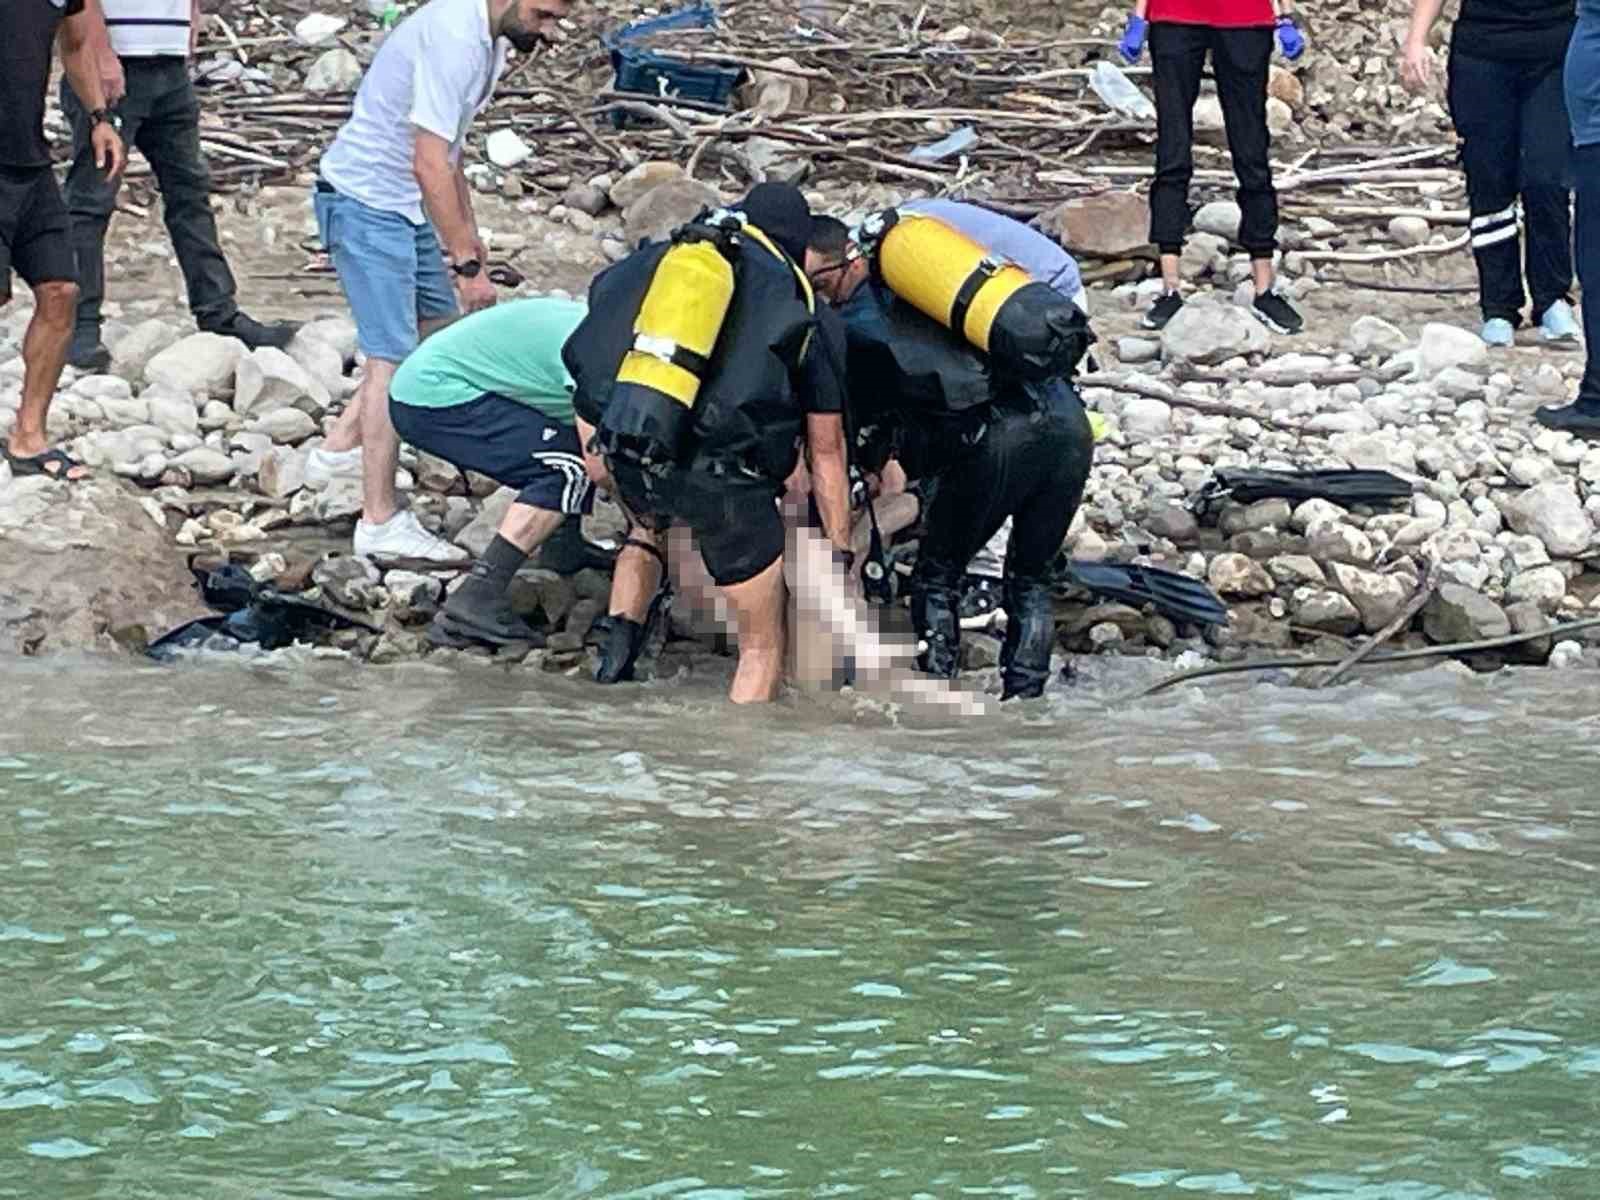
[1147,0,1276,27]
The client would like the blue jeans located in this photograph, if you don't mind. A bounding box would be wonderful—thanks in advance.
[311,184,458,363]
[1573,142,1600,408]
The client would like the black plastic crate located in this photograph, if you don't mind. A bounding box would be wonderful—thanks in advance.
[606,3,743,127]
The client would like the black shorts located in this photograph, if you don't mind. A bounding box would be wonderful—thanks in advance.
[611,459,783,588]
[0,166,76,304]
[389,393,595,515]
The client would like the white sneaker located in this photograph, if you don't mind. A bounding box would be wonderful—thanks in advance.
[354,509,468,564]
[305,445,363,489]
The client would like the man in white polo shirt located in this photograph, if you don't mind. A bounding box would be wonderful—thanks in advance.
[61,0,299,372]
[307,0,573,563]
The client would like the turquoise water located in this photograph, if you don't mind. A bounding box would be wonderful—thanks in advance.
[1,656,1596,1197]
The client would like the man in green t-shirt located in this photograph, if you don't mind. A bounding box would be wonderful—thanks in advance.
[389,295,606,648]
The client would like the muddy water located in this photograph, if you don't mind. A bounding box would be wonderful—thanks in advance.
[1,655,1596,1198]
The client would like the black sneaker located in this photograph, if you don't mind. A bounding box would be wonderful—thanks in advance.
[68,340,112,373]
[1141,290,1185,331]
[958,575,1004,630]
[1535,403,1600,437]
[1252,289,1304,335]
[203,312,299,351]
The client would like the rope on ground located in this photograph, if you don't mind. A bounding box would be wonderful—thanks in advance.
[1120,615,1600,703]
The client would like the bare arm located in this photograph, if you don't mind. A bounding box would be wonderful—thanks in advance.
[413,131,480,263]
[61,2,110,112]
[1400,0,1448,88]
[805,413,852,553]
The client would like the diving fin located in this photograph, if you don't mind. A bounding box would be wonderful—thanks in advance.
[1062,560,1229,628]
[1190,468,1413,520]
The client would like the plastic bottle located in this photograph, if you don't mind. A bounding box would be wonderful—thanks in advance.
[1089,60,1156,122]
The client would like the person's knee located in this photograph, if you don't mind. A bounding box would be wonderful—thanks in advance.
[32,281,80,323]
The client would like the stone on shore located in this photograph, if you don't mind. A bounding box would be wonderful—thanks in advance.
[1417,323,1488,378]
[1346,315,1408,359]
[1502,480,1591,557]
[623,179,722,247]
[1160,296,1270,364]
[1043,192,1150,259]
[1294,589,1361,636]
[0,479,203,653]
[609,161,686,210]
[145,332,247,399]
[1193,200,1242,242]
[304,47,362,93]
[234,347,332,418]
[1423,584,1510,644]
[112,319,182,378]
[1207,552,1273,598]
[1325,562,1410,633]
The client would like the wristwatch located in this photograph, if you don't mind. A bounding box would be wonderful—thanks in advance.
[448,257,483,279]
[88,108,112,128]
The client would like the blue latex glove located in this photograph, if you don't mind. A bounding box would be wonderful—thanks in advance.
[1276,14,1305,61]
[1118,14,1148,64]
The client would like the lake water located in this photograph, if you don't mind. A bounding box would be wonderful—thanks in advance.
[1,654,1596,1198]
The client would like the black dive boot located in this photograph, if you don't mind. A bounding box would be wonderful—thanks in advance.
[588,614,647,683]
[430,536,542,648]
[1000,577,1056,701]
[911,584,962,680]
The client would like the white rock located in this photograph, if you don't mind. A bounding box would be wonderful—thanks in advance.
[234,346,331,417]
[249,407,318,445]
[296,317,357,363]
[1417,323,1488,377]
[1326,562,1411,633]
[172,446,236,485]
[1117,337,1161,364]
[293,13,346,46]
[1388,216,1430,247]
[1432,366,1485,401]
[145,332,246,399]
[1503,480,1591,557]
[1305,520,1376,566]
[383,570,444,609]
[145,392,200,438]
[1291,498,1350,533]
[73,374,133,401]
[96,393,150,428]
[1193,200,1243,242]
[1161,296,1270,365]
[113,318,182,378]
[1550,640,1584,669]
[1346,315,1408,358]
[486,129,532,169]
[1502,534,1551,571]
[257,445,306,499]
[1294,589,1361,635]
[1505,565,1568,613]
[1120,397,1173,439]
[304,47,362,93]
[1207,552,1273,598]
[314,476,363,522]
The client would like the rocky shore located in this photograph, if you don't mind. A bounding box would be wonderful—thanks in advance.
[4,159,1600,682]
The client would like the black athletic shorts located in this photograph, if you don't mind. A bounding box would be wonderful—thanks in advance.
[0,166,76,305]
[389,392,595,515]
[610,458,784,588]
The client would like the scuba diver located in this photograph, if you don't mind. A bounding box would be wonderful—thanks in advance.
[386,295,611,649]
[805,206,1096,700]
[562,182,853,704]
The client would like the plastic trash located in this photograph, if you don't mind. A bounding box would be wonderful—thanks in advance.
[1089,60,1155,122]
[909,125,979,163]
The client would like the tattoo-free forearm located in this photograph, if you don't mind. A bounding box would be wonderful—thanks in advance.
[413,133,477,261]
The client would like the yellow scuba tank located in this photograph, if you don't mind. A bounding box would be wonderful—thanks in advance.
[860,210,1094,382]
[598,212,815,473]
[600,234,738,471]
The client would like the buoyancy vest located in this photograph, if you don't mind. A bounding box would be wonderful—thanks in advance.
[835,280,994,481]
[564,213,816,482]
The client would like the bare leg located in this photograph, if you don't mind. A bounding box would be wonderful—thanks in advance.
[1160,251,1181,293]
[497,502,564,555]
[357,358,400,524]
[1250,256,1276,294]
[608,527,663,622]
[322,316,450,453]
[7,281,87,476]
[721,556,787,704]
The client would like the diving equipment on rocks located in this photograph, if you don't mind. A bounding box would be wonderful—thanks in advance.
[856,208,1094,382]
